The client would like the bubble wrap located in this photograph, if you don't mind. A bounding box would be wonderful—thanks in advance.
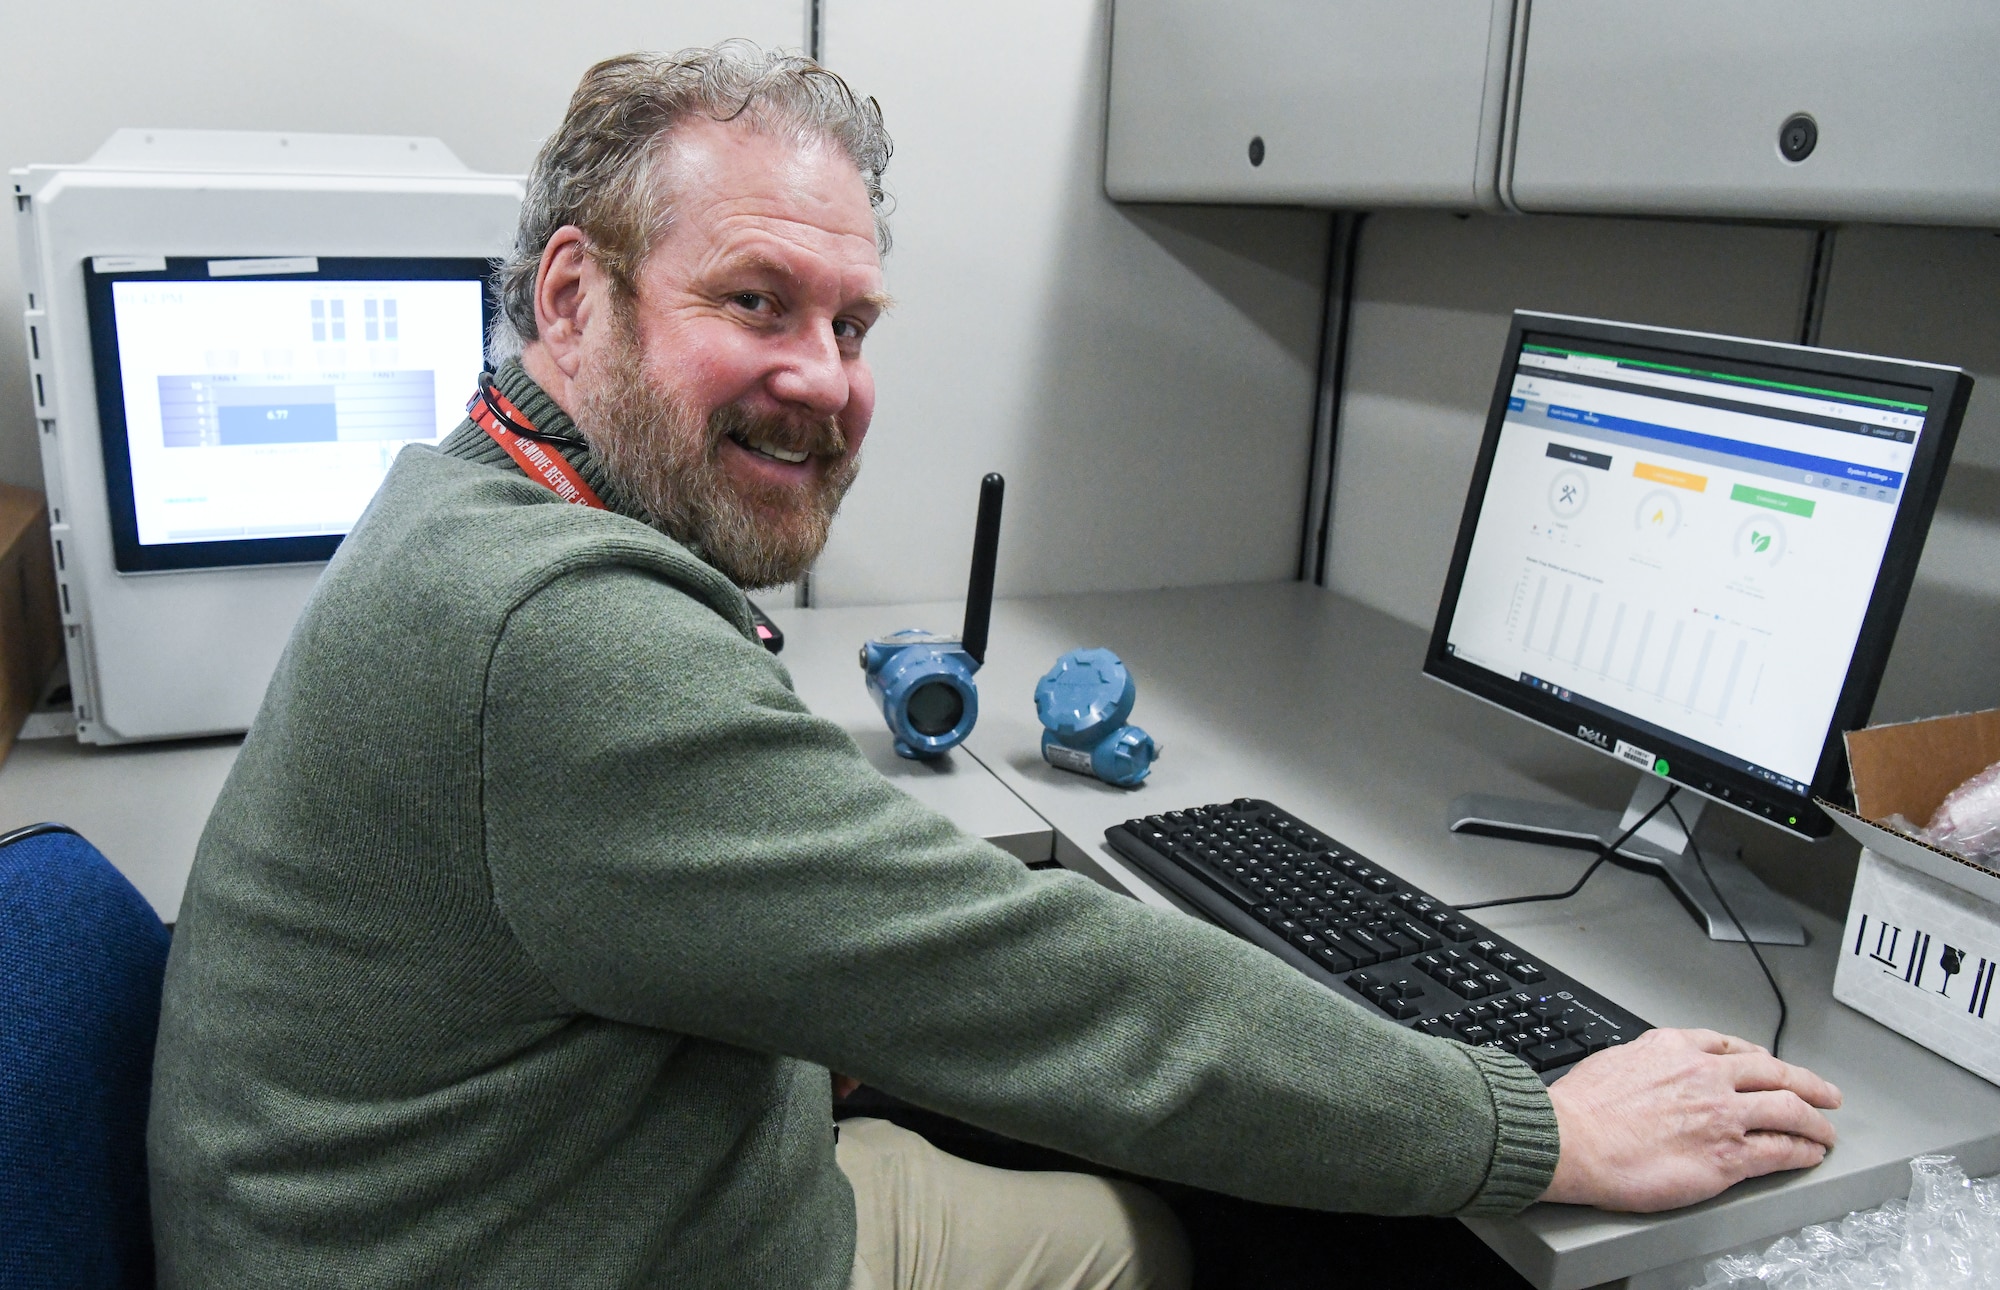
[1686,1157,2000,1289]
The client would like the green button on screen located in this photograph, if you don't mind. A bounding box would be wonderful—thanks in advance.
[1730,484,1816,518]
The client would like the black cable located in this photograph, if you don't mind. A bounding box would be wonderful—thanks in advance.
[1458,786,1679,912]
[476,371,590,448]
[1671,799,1788,1058]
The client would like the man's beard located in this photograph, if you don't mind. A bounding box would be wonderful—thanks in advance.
[573,325,860,589]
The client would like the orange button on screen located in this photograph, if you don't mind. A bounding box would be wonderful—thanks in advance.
[1633,461,1709,492]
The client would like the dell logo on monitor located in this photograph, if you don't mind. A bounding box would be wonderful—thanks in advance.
[1577,725,1611,749]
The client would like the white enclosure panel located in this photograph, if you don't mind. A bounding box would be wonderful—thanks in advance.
[814,0,1327,607]
[1105,0,1510,207]
[1509,1,2000,226]
[18,165,522,741]
[0,0,807,492]
[1327,213,1814,630]
[1815,226,2000,725]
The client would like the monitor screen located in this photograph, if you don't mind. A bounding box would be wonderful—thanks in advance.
[1426,313,1970,837]
[85,256,492,572]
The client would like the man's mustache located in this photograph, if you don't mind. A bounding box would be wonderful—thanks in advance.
[708,402,847,459]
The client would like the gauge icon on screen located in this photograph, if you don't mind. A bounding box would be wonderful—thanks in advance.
[1734,514,1788,566]
[1548,469,1589,518]
[1634,489,1683,539]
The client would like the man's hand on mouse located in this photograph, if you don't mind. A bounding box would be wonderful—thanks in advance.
[1539,1027,1842,1212]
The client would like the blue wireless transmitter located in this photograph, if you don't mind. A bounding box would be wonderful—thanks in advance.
[1034,648,1161,787]
[861,474,1004,759]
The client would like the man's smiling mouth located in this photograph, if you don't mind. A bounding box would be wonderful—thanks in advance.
[725,430,810,464]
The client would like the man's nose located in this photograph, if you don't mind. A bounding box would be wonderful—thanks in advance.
[767,322,849,416]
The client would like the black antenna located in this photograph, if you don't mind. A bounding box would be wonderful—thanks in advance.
[961,473,1005,665]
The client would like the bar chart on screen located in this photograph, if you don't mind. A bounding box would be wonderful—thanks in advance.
[1506,558,1767,735]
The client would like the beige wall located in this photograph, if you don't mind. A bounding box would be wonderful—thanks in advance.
[815,0,1328,605]
[0,0,809,491]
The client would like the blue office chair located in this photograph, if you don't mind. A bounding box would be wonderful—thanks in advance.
[0,823,171,1290]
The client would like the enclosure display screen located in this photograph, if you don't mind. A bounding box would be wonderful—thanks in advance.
[86,257,490,571]
[1427,314,1967,835]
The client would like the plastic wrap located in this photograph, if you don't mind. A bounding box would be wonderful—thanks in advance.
[1923,759,2000,865]
[1686,1156,2000,1288]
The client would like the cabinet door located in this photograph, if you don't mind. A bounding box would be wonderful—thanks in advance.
[1105,0,1512,207]
[1508,0,2000,225]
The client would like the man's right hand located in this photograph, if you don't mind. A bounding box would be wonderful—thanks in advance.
[1539,1028,1842,1212]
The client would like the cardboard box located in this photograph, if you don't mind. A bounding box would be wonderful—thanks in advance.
[0,484,63,765]
[1825,709,2000,1086]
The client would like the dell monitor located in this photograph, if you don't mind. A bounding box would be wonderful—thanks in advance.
[1425,311,1971,942]
[83,255,492,572]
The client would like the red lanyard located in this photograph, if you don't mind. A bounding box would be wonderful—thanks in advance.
[466,383,607,510]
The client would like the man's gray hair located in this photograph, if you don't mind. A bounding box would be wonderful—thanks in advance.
[491,42,892,361]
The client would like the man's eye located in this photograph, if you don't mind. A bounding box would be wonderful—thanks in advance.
[733,292,772,312]
[833,318,867,341]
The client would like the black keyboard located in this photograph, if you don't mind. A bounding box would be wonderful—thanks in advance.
[1106,798,1648,1080]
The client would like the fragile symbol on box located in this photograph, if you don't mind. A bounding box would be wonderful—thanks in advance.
[1853,913,1995,1018]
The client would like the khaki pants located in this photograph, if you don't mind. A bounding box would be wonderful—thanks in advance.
[837,1118,1191,1290]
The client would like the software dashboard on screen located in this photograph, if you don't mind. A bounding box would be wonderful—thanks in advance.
[85,256,490,572]
[1428,313,1970,836]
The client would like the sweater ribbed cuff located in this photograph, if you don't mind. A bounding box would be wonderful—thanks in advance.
[1455,1044,1562,1217]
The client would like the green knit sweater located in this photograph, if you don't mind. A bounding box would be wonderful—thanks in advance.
[148,362,1559,1288]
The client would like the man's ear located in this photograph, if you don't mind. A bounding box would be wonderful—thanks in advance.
[533,226,596,380]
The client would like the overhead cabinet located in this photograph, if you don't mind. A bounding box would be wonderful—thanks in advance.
[1107,0,2000,228]
[1506,0,2000,226]
[1104,0,1515,208]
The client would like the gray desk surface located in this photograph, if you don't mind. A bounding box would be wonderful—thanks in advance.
[910,580,2000,1290]
[6,580,1992,1288]
[0,734,240,921]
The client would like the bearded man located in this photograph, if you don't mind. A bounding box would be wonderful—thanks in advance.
[148,44,1842,1290]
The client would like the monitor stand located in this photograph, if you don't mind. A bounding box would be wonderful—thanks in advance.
[1447,776,1807,946]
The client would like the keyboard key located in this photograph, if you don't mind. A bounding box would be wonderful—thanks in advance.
[1327,933,1382,968]
[1438,919,1478,942]
[1344,928,1397,961]
[1527,1037,1587,1069]
[1415,1017,1454,1038]
[1387,977,1424,1000]
[1381,998,1421,1020]
[1508,961,1547,984]
[1309,944,1356,973]
[1458,1024,1494,1045]
[1395,920,1443,951]
[1376,925,1422,956]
